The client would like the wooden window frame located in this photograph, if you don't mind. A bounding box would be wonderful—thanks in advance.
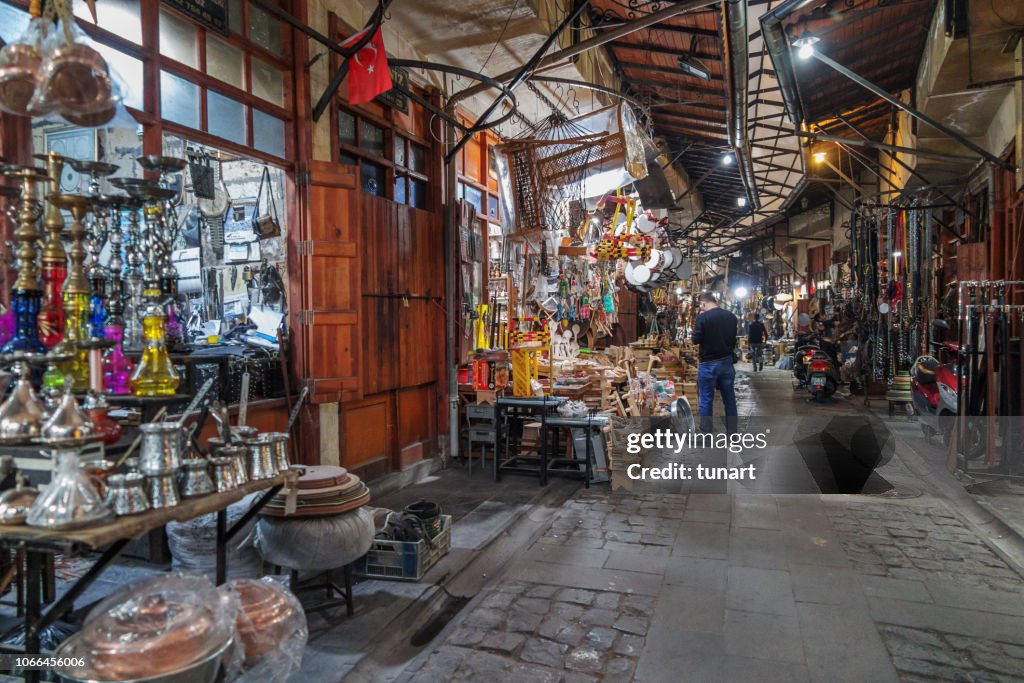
[1,0,297,166]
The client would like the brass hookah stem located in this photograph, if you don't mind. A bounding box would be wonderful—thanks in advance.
[40,153,66,265]
[13,172,42,292]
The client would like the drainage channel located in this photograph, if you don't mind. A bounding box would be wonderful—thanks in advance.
[343,480,578,682]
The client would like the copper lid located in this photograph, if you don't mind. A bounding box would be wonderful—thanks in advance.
[231,580,298,661]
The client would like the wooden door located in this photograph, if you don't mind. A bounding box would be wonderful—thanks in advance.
[299,161,362,404]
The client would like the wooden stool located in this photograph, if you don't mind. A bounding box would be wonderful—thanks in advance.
[273,564,355,617]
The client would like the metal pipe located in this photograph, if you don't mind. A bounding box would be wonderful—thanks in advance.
[444,97,460,464]
[809,50,1017,173]
[446,0,591,162]
[451,0,720,103]
[798,131,979,164]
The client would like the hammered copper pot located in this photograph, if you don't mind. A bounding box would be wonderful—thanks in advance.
[0,43,43,116]
[78,596,223,680]
[46,43,112,114]
[61,103,116,127]
[231,580,299,663]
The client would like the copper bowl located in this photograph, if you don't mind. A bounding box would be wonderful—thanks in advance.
[0,43,43,116]
[72,595,224,680]
[62,104,117,127]
[55,632,232,683]
[46,43,112,114]
[231,580,299,662]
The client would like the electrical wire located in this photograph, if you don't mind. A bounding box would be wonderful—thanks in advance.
[478,0,522,75]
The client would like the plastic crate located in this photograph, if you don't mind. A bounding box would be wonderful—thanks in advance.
[353,515,452,582]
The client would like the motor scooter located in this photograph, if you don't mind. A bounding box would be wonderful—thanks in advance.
[806,350,841,402]
[791,341,821,387]
[911,320,983,457]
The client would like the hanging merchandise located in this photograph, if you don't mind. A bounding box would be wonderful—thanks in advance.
[252,167,282,239]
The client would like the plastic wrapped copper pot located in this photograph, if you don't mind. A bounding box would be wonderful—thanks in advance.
[0,42,43,116]
[55,573,236,682]
[220,577,307,677]
[44,42,112,114]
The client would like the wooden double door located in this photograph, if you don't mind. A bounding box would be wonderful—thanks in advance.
[293,162,445,478]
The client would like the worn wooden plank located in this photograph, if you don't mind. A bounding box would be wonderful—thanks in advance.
[0,471,298,553]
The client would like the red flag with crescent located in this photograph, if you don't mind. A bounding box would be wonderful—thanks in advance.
[342,28,392,105]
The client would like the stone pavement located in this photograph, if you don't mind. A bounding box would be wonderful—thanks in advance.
[395,368,1024,682]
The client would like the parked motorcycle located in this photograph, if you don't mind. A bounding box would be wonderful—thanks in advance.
[791,342,821,387]
[805,350,841,402]
[911,320,984,457]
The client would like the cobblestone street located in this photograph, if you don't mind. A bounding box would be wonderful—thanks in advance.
[396,368,1024,682]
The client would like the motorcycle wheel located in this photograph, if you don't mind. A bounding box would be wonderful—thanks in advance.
[815,389,826,403]
[939,416,986,460]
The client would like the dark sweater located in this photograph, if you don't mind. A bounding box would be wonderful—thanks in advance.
[692,307,738,362]
[748,320,767,344]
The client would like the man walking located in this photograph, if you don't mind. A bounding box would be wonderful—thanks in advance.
[692,292,738,434]
[748,313,767,372]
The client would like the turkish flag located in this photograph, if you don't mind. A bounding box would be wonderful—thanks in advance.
[342,28,392,105]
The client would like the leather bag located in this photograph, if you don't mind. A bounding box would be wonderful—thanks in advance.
[252,167,281,239]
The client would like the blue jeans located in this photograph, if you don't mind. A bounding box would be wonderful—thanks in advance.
[698,356,738,434]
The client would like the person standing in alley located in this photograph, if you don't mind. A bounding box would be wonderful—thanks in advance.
[748,312,767,372]
[692,292,738,434]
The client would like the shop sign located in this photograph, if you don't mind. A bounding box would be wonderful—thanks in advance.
[376,67,408,114]
[161,0,229,36]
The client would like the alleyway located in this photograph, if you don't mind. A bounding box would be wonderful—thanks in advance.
[389,366,1024,683]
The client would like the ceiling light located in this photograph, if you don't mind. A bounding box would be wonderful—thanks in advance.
[794,279,802,286]
[675,287,684,296]
[678,56,711,81]
[893,250,903,258]
[722,153,734,165]
[734,286,748,299]
[737,197,747,207]
[793,31,820,60]
[813,151,826,163]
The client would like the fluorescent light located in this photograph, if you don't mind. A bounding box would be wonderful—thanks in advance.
[678,57,710,81]
[734,286,748,299]
[893,251,902,258]
[798,43,814,59]
[793,279,802,286]
[737,197,747,207]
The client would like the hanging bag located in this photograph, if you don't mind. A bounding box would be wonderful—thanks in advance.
[189,152,215,199]
[252,166,281,239]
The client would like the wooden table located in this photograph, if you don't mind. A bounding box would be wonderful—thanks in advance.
[0,470,297,675]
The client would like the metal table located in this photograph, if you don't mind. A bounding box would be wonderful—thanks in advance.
[0,470,297,681]
[494,396,566,483]
[539,414,610,487]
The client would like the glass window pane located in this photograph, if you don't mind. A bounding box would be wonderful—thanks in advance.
[253,109,285,157]
[251,58,284,106]
[206,36,243,90]
[93,43,143,110]
[394,137,406,167]
[0,3,32,39]
[464,185,483,214]
[394,176,406,205]
[228,0,243,35]
[207,91,246,145]
[75,0,142,44]
[248,6,282,56]
[410,178,427,209]
[160,9,199,69]
[359,121,384,157]
[409,143,426,173]
[338,111,356,146]
[160,71,199,129]
[340,153,357,166]
[488,195,499,220]
[361,162,383,196]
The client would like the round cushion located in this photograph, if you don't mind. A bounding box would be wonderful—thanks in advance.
[255,507,375,571]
